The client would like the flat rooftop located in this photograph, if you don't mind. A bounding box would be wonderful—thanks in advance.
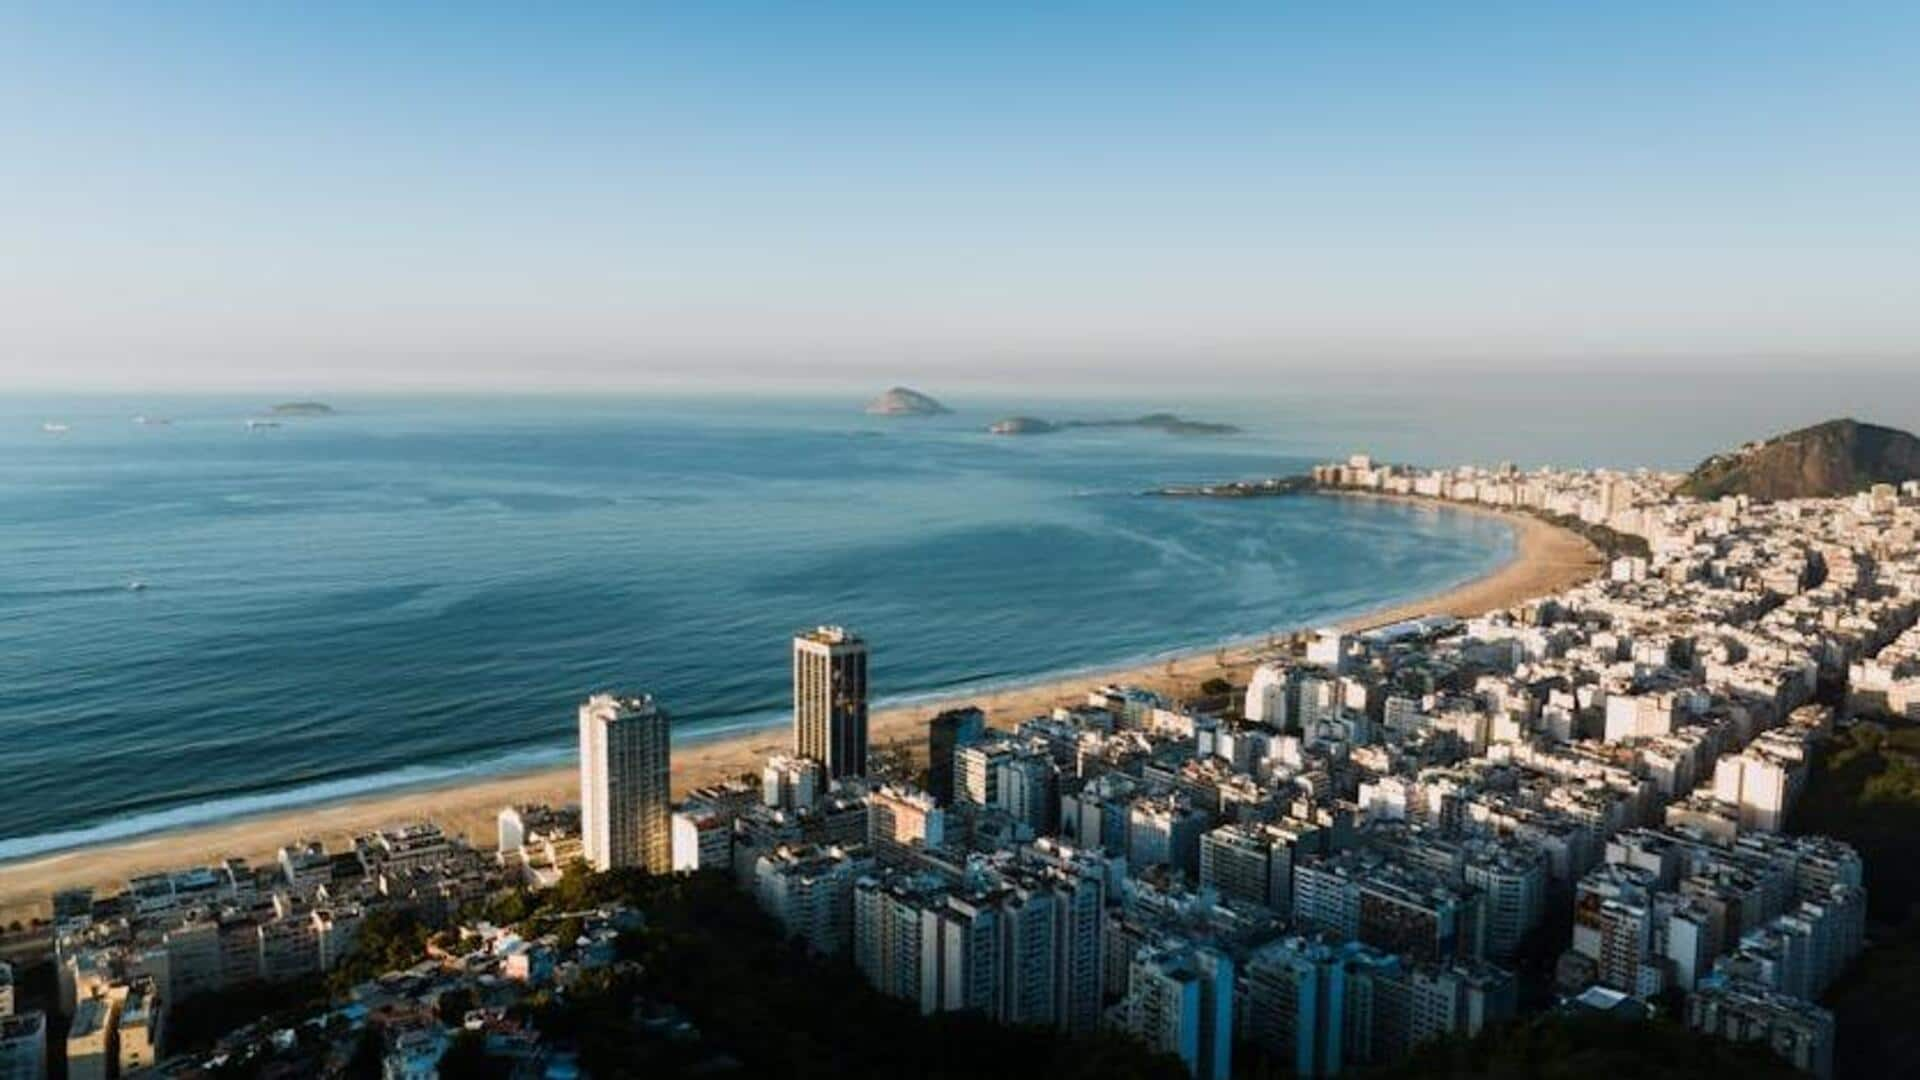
[798,625,862,645]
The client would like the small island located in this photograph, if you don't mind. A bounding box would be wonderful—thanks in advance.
[1151,475,1314,497]
[988,416,1057,435]
[864,387,949,416]
[270,401,337,417]
[988,412,1240,436]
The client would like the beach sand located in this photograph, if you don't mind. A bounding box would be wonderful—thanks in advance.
[0,496,1602,924]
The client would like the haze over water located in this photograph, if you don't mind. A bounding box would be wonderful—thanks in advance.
[0,394,1520,858]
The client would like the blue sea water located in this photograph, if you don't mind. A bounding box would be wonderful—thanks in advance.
[0,395,1513,859]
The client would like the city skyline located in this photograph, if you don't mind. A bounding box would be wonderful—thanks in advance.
[6,5,1920,1077]
[18,447,1902,1077]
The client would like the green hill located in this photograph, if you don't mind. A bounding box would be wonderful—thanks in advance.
[1680,418,1920,500]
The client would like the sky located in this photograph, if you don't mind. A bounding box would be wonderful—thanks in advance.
[3,2,1919,392]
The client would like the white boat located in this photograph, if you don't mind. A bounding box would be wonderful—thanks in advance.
[246,419,281,431]
[128,580,148,592]
[41,422,70,434]
[133,415,172,426]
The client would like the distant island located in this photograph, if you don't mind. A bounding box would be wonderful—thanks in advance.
[269,401,336,417]
[1679,417,1920,500]
[864,387,949,416]
[988,412,1240,436]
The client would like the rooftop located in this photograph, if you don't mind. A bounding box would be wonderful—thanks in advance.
[797,624,863,646]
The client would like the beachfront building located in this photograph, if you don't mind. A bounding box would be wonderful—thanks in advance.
[927,706,986,804]
[578,692,672,873]
[794,626,869,779]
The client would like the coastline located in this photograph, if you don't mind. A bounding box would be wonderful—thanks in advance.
[0,496,1602,923]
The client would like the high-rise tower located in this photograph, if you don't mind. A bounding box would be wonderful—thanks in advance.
[578,692,672,872]
[793,625,869,779]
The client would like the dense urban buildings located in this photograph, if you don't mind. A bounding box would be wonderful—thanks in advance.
[793,625,871,780]
[928,706,987,804]
[577,692,672,873]
[17,453,1920,1078]
[0,1009,47,1080]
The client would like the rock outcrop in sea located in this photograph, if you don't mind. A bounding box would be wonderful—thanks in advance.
[864,387,950,416]
[987,412,1239,436]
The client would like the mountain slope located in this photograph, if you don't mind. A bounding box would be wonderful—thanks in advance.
[1680,418,1920,500]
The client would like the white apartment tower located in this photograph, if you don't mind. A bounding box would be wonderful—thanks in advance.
[578,693,672,873]
[794,626,869,779]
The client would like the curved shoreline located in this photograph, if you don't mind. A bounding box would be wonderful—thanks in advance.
[0,496,1601,922]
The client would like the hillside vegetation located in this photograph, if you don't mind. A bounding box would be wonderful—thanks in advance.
[1680,418,1920,501]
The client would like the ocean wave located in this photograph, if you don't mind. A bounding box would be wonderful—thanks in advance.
[0,745,570,864]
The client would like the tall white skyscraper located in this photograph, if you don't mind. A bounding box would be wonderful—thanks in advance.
[793,626,869,779]
[578,692,672,872]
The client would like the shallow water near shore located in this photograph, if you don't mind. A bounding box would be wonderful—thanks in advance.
[0,395,1513,858]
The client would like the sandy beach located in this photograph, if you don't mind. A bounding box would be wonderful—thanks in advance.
[0,496,1601,924]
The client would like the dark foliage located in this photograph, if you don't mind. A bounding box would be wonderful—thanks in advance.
[1791,720,1920,1076]
[1527,510,1650,560]
[436,986,475,1024]
[1349,1012,1803,1079]
[437,1030,511,1079]
[167,974,330,1054]
[343,1025,384,1079]
[327,907,433,993]
[1792,720,1920,920]
[531,865,1188,1080]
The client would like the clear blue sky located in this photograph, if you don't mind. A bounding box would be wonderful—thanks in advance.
[4,2,1918,390]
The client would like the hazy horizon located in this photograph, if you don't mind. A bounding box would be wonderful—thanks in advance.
[14,369,1920,473]
[8,355,1920,397]
[5,4,1919,390]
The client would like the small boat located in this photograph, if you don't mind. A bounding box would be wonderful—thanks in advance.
[128,580,148,592]
[246,419,281,431]
[41,422,70,434]
[133,415,172,426]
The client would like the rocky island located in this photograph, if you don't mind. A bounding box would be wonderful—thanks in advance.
[864,387,950,416]
[1150,475,1314,497]
[269,401,337,417]
[987,416,1058,435]
[988,411,1240,436]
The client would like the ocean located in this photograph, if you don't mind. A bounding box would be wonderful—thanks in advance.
[0,394,1515,859]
